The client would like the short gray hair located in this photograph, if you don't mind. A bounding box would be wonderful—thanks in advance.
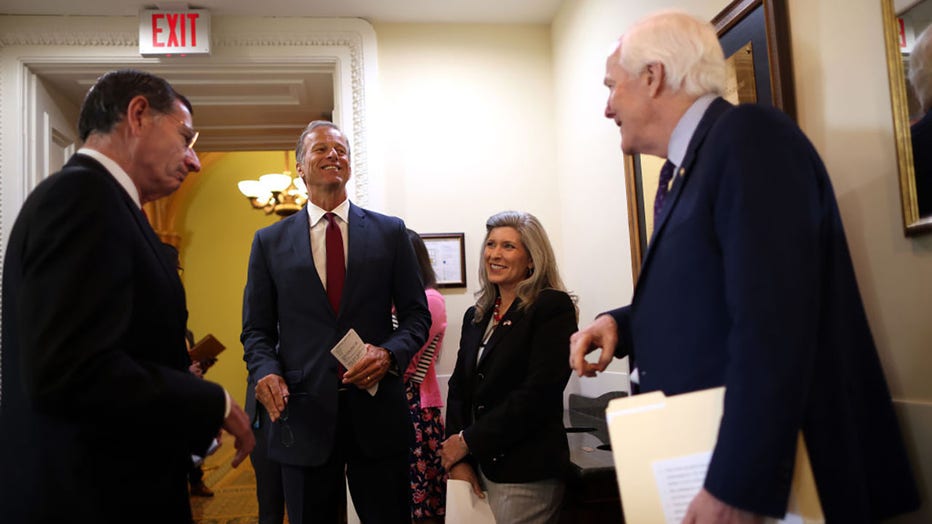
[619,10,726,97]
[910,24,932,113]
[295,120,351,163]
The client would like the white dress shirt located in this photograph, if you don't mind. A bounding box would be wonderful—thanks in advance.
[306,199,350,289]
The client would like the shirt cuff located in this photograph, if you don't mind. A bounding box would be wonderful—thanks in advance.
[223,389,232,419]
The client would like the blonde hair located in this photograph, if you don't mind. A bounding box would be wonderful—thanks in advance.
[473,211,576,323]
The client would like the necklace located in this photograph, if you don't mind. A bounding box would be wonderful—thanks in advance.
[492,296,503,323]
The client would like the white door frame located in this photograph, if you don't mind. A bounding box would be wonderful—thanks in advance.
[0,14,382,251]
[0,14,382,406]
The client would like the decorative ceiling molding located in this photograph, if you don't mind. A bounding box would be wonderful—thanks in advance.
[0,21,372,205]
[0,31,138,47]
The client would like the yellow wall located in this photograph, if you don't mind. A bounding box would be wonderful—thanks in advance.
[179,151,281,406]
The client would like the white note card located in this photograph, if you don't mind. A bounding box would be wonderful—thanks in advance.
[330,328,378,396]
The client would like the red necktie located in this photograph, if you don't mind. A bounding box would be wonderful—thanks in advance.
[325,212,345,314]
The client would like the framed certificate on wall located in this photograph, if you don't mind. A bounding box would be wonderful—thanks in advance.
[420,233,467,288]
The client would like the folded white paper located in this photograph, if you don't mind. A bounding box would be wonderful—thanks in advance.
[445,479,495,524]
[330,328,378,396]
[606,387,824,524]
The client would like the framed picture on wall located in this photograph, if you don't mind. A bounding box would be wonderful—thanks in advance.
[420,233,467,288]
[623,0,795,282]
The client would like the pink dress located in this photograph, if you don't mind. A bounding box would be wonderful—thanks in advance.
[404,287,447,519]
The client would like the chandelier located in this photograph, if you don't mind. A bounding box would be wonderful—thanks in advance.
[237,152,308,216]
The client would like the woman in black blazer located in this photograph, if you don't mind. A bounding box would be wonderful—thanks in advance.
[441,210,577,524]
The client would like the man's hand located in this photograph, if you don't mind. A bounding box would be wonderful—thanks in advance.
[448,462,485,498]
[439,432,469,470]
[569,314,619,377]
[221,398,256,468]
[682,488,764,524]
[256,373,289,422]
[342,344,392,390]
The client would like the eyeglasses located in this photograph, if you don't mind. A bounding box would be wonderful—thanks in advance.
[162,113,199,150]
[278,392,307,447]
[280,403,294,447]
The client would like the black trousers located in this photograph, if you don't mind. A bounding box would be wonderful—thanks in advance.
[280,391,411,524]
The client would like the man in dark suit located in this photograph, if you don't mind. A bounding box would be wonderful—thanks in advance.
[242,120,431,523]
[0,69,255,523]
[569,11,919,523]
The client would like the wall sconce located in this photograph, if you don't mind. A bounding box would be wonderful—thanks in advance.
[237,152,308,216]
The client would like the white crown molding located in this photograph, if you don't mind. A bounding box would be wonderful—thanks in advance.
[0,17,380,405]
[0,31,138,46]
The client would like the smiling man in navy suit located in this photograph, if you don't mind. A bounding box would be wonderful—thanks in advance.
[242,121,431,524]
[569,10,919,523]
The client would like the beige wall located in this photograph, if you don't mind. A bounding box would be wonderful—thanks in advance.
[180,152,281,406]
[373,23,558,381]
[551,0,932,520]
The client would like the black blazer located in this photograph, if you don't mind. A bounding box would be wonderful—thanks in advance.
[0,154,226,523]
[241,202,431,466]
[446,289,576,483]
[609,98,919,520]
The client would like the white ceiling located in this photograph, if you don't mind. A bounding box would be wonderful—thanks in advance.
[0,0,563,24]
[4,1,562,152]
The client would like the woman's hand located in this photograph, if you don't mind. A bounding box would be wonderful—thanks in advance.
[448,462,484,498]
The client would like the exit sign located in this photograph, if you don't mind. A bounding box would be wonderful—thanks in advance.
[139,9,210,57]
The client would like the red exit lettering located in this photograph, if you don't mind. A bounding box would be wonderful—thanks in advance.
[151,13,201,48]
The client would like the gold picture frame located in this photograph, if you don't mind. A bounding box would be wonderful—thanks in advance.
[882,0,932,236]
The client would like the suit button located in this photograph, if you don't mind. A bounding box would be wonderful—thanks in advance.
[477,405,486,413]
[477,373,485,381]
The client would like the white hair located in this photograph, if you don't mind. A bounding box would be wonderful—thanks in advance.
[619,10,727,97]
[909,24,932,113]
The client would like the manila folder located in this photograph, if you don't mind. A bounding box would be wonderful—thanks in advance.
[605,387,823,524]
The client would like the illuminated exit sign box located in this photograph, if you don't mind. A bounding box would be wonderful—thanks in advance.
[139,9,210,57]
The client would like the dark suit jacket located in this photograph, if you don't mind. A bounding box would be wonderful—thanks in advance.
[446,289,576,483]
[0,154,226,523]
[608,98,919,521]
[241,202,430,466]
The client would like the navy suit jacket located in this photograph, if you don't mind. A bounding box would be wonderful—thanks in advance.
[609,98,919,520]
[0,154,226,523]
[446,289,576,483]
[241,202,430,466]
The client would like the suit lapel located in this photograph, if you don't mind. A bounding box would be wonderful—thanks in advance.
[342,202,368,317]
[477,300,525,369]
[458,317,486,377]
[72,155,186,306]
[285,207,331,314]
[635,97,732,297]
